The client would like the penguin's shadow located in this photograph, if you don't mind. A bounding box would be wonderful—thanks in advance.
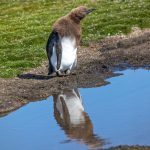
[18,73,52,80]
[18,73,75,80]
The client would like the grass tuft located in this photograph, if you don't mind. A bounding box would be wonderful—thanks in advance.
[0,0,150,78]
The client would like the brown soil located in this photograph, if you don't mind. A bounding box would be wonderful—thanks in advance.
[107,145,150,150]
[0,28,150,115]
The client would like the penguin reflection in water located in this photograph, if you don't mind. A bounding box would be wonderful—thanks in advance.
[46,6,95,76]
[53,88,105,149]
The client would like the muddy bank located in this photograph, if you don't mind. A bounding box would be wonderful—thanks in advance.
[0,29,150,114]
[107,145,150,150]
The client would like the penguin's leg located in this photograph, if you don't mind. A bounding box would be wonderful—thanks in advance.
[65,69,71,75]
[57,70,63,76]
[49,69,57,77]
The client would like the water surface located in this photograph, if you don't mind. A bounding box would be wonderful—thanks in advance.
[0,69,150,150]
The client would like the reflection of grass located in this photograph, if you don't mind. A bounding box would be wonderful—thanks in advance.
[0,0,149,78]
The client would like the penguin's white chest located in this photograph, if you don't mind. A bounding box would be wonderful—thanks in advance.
[51,37,77,71]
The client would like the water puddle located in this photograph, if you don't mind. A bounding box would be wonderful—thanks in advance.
[0,69,150,150]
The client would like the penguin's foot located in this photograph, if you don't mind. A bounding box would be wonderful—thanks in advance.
[65,69,71,75]
[48,71,51,76]
[57,70,63,76]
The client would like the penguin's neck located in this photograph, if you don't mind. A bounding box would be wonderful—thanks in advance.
[53,15,81,46]
[69,16,81,45]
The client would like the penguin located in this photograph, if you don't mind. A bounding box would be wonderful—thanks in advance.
[53,88,104,149]
[53,88,84,125]
[46,6,95,76]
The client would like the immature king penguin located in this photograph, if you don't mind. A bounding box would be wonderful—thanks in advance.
[46,6,95,76]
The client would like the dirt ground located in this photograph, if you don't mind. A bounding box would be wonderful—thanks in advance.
[0,28,150,150]
[0,28,150,114]
[107,145,150,150]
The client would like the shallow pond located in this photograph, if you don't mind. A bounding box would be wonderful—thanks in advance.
[0,69,150,150]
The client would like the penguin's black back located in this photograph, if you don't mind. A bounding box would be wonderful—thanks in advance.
[46,30,59,55]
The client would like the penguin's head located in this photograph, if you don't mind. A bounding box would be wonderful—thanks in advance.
[69,6,96,23]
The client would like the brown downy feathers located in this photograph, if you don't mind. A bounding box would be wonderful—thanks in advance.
[53,6,93,45]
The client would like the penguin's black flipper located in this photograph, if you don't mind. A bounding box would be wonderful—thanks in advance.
[55,35,62,71]
[46,30,62,75]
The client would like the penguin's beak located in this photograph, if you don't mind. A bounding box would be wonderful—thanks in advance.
[86,8,96,14]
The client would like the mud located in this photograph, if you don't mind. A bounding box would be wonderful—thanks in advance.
[0,28,150,114]
[107,145,150,150]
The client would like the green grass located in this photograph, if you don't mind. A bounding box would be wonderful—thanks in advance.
[0,0,150,78]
